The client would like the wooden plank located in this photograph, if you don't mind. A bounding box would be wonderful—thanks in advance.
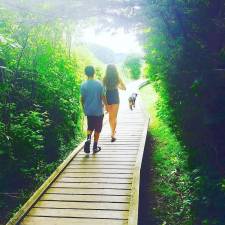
[109,126,142,129]
[86,145,138,148]
[99,137,141,140]
[60,173,132,178]
[106,132,141,134]
[72,160,136,163]
[69,162,135,165]
[72,156,137,159]
[79,156,136,159]
[97,145,140,148]
[79,148,137,151]
[51,182,131,189]
[99,134,141,136]
[35,200,129,210]
[57,177,132,183]
[73,158,136,163]
[56,177,132,184]
[76,155,136,158]
[67,165,134,169]
[46,188,130,196]
[64,168,133,173]
[28,208,128,219]
[40,193,130,203]
[98,139,140,142]
[21,216,127,225]
[79,150,137,153]
[64,168,133,174]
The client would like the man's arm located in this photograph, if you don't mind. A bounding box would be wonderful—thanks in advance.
[102,95,108,112]
[101,85,108,112]
[80,96,84,111]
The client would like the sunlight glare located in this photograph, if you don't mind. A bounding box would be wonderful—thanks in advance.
[81,27,143,55]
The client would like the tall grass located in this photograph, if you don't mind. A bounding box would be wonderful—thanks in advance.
[140,84,193,225]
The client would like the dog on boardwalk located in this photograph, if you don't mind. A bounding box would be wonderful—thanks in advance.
[128,93,138,110]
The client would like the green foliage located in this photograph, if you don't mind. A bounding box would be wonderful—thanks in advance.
[140,84,193,225]
[143,0,225,224]
[74,46,105,80]
[124,55,142,80]
[151,123,193,225]
[0,8,104,223]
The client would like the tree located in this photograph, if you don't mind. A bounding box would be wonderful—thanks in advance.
[124,55,142,79]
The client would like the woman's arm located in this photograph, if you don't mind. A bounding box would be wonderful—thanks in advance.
[118,78,126,90]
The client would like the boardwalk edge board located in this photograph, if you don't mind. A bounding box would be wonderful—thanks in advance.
[6,140,86,225]
[127,98,150,225]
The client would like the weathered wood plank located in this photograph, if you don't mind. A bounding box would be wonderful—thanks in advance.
[51,182,131,189]
[67,165,134,169]
[40,193,130,203]
[60,173,132,178]
[35,200,129,210]
[28,208,128,219]
[64,168,133,173]
[72,158,136,162]
[69,161,135,165]
[56,177,132,184]
[76,155,137,158]
[21,217,127,225]
[46,188,130,196]
[76,155,136,158]
[96,143,140,146]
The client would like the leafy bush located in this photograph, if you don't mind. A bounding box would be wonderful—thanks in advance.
[143,1,225,224]
[140,84,193,225]
[124,55,142,80]
[0,10,93,222]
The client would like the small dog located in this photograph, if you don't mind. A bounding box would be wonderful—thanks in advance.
[128,93,138,110]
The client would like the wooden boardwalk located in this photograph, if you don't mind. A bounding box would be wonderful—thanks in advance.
[7,81,149,225]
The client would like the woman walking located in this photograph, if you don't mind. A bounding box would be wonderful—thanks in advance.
[103,64,126,142]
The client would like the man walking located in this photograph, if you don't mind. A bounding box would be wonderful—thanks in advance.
[80,66,106,154]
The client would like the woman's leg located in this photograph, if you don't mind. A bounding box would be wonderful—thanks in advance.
[107,105,114,136]
[111,104,119,138]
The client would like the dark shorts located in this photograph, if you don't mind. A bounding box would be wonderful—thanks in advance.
[87,115,104,133]
[106,89,119,105]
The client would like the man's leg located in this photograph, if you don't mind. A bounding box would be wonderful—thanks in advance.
[93,131,100,150]
[93,115,103,153]
[84,117,94,153]
[87,130,93,141]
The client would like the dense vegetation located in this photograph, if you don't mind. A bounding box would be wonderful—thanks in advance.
[142,1,225,224]
[1,1,225,224]
[140,84,193,225]
[124,55,142,80]
[0,8,104,223]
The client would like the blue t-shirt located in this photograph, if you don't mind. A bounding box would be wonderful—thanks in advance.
[80,79,104,116]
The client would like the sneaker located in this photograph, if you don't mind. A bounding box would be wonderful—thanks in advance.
[93,146,101,154]
[84,140,90,153]
[111,137,116,142]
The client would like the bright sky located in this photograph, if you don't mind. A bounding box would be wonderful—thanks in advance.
[81,27,143,55]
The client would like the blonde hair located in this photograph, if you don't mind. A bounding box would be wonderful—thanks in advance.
[103,64,119,90]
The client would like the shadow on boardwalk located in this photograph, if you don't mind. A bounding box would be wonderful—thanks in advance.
[138,134,158,225]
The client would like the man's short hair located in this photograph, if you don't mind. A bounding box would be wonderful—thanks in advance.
[85,66,95,77]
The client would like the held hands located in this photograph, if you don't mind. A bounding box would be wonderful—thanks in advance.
[105,105,109,113]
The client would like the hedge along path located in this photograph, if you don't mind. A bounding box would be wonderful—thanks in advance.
[7,80,149,225]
